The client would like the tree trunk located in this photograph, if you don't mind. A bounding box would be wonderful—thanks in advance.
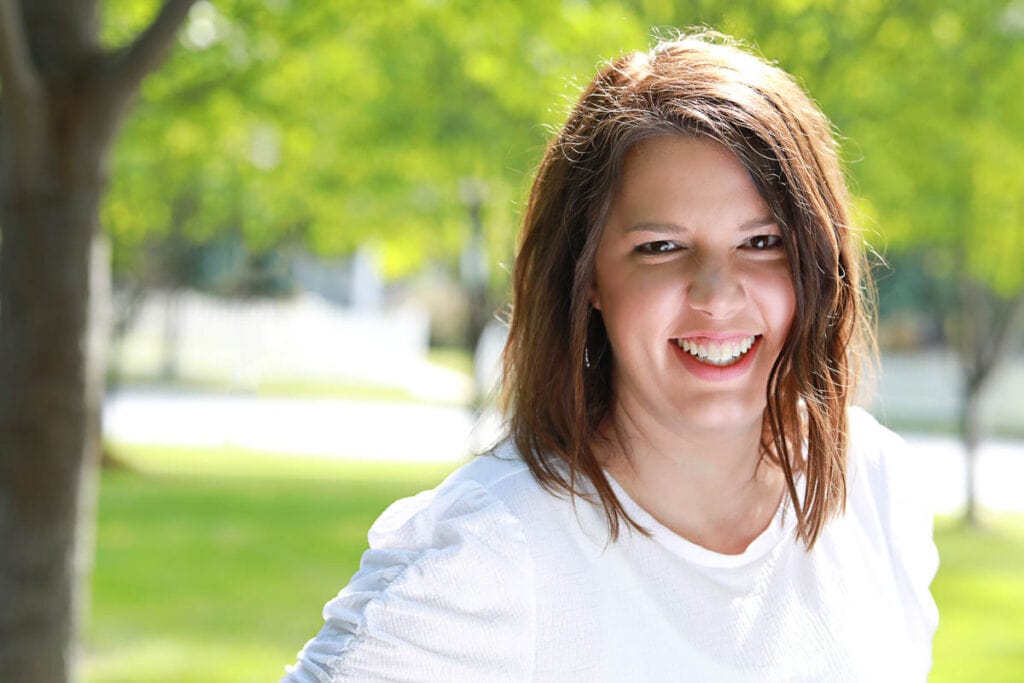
[0,187,99,681]
[75,232,110,654]
[461,184,492,354]
[955,279,1024,528]
[0,2,197,680]
[960,375,982,527]
[161,287,182,380]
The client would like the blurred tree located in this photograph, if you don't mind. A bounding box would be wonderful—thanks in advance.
[102,0,653,349]
[0,5,655,677]
[832,0,1024,526]
[0,1,197,680]
[106,0,1024,514]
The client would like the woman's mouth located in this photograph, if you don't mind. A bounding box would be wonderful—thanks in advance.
[675,335,758,368]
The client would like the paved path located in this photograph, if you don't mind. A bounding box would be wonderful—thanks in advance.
[104,390,1023,515]
[104,390,494,463]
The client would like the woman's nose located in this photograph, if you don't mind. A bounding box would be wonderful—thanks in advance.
[686,257,745,319]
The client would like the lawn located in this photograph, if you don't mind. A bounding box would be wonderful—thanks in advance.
[931,515,1024,682]
[84,446,458,682]
[83,445,1024,682]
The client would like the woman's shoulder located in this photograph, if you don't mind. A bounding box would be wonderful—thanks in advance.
[842,406,939,647]
[846,405,905,461]
[282,442,538,681]
[366,440,544,548]
[845,405,938,511]
[440,439,538,499]
[845,405,925,513]
[845,405,924,488]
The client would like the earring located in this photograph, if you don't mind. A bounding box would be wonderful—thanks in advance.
[584,345,591,369]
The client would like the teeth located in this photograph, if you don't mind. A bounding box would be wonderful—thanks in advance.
[675,335,756,367]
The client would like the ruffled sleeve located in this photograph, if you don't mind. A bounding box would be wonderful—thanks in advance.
[282,478,536,682]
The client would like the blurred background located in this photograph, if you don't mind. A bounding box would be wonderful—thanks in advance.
[3,0,1022,681]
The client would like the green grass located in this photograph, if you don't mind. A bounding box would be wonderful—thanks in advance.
[931,515,1024,682]
[426,346,475,375]
[83,445,1024,682]
[84,445,458,682]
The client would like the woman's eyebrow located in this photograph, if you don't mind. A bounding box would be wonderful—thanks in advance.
[738,216,778,231]
[623,222,688,235]
[623,217,776,234]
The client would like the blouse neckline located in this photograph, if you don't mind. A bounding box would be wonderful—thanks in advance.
[603,470,801,569]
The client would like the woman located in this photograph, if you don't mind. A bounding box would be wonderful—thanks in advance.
[284,31,938,682]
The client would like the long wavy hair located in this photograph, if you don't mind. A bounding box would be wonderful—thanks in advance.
[501,30,874,550]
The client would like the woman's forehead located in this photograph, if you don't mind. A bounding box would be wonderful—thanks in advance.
[608,136,771,224]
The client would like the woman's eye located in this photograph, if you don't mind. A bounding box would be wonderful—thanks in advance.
[744,235,783,250]
[635,240,679,255]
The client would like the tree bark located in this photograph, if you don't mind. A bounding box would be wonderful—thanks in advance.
[0,2,196,680]
[960,374,982,527]
[956,280,1024,528]
[0,187,99,681]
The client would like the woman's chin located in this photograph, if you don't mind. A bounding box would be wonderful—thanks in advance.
[667,397,767,436]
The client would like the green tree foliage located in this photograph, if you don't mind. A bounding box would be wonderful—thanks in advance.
[102,0,653,283]
[103,1,1023,292]
[824,1,1024,524]
[102,1,1022,521]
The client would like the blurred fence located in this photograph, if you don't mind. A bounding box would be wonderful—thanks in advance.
[113,290,452,396]
[871,351,1024,434]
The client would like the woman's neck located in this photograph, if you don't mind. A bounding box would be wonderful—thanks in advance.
[599,399,786,555]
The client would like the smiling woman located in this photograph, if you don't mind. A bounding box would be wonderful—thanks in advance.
[282,30,938,682]
[591,136,796,458]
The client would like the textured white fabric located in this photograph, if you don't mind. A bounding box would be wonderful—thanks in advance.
[283,407,939,682]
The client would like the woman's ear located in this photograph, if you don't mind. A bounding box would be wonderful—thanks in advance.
[589,282,602,311]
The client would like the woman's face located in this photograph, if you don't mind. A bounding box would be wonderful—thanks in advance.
[591,135,796,436]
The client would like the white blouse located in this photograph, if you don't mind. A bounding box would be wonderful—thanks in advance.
[283,407,939,682]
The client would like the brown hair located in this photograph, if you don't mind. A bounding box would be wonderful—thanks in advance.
[501,30,873,549]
